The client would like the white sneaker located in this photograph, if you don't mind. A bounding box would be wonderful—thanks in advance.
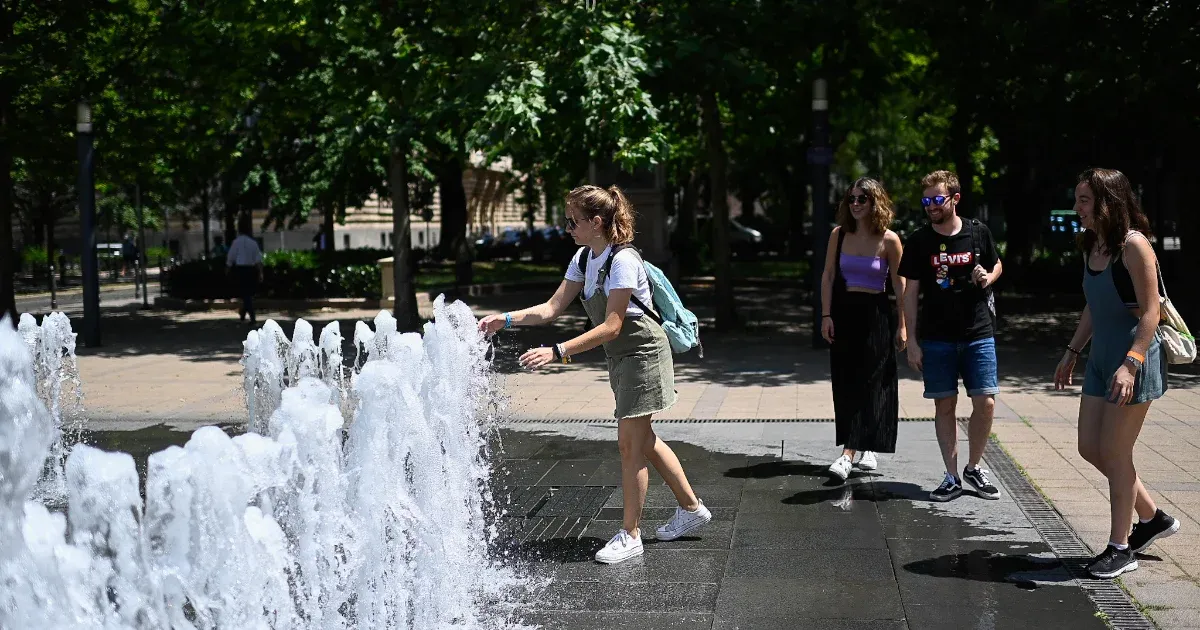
[595,529,643,564]
[655,500,713,541]
[828,454,853,481]
[857,451,878,471]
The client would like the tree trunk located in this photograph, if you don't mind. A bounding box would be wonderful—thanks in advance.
[950,105,976,217]
[322,201,336,253]
[436,153,472,286]
[201,186,211,259]
[390,142,420,332]
[778,163,806,258]
[221,204,234,249]
[222,176,237,246]
[701,91,736,330]
[673,169,701,275]
[0,90,15,325]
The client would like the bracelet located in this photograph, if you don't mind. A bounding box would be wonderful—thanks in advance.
[1126,350,1145,370]
[821,314,831,319]
[1066,345,1081,356]
[555,343,571,364]
[503,312,512,329]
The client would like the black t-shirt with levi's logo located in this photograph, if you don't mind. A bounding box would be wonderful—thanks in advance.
[898,221,1000,342]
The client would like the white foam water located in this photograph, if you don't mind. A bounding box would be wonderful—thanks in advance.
[0,298,534,629]
[16,312,83,504]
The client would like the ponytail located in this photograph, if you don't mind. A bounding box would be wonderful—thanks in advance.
[565,184,638,245]
[605,185,637,244]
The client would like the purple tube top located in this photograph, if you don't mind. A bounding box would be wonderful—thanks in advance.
[840,253,888,291]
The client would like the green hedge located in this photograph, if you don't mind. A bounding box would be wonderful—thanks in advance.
[164,248,395,300]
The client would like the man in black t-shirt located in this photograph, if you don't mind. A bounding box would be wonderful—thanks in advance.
[898,170,1004,503]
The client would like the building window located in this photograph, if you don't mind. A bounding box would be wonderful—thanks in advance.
[380,233,386,248]
[343,234,351,249]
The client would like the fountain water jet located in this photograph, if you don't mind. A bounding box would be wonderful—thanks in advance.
[16,311,83,503]
[0,298,535,629]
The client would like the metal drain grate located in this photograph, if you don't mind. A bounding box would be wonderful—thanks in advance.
[983,435,1154,629]
[496,485,616,542]
[503,417,947,425]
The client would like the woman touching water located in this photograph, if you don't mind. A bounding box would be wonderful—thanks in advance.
[479,185,710,564]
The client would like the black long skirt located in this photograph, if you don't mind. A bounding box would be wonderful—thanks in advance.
[829,290,899,453]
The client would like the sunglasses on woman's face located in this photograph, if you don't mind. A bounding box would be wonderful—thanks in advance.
[564,216,579,230]
[847,194,870,205]
[921,195,951,207]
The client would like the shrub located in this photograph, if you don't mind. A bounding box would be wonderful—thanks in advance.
[164,250,384,300]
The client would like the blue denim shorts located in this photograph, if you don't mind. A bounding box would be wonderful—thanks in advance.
[920,338,999,399]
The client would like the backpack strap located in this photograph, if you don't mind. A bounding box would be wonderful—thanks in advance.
[969,219,982,264]
[604,244,664,325]
[575,247,590,278]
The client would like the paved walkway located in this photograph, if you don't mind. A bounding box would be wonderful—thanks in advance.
[493,423,1104,629]
[37,286,1200,628]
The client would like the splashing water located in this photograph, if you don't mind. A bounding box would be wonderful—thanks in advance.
[16,312,84,504]
[0,298,535,629]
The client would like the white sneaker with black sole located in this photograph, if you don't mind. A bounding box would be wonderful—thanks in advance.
[857,451,877,471]
[828,454,853,481]
[595,529,643,564]
[656,501,712,541]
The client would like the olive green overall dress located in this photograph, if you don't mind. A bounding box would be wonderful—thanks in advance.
[580,249,678,419]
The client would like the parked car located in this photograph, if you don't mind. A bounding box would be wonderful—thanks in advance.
[692,215,765,258]
[474,227,531,261]
[732,214,787,254]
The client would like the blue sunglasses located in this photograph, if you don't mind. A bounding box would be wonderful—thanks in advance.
[921,195,953,207]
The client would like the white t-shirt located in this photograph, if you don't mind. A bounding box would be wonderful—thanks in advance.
[226,234,263,267]
[564,246,652,316]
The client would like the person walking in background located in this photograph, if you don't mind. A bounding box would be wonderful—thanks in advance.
[120,233,138,278]
[226,215,264,326]
[1054,168,1179,579]
[820,177,906,481]
[899,170,1003,502]
[478,185,710,565]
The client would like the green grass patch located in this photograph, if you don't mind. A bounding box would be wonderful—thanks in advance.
[415,261,562,289]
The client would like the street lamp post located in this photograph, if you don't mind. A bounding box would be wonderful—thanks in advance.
[808,78,832,349]
[77,101,101,346]
[47,223,57,310]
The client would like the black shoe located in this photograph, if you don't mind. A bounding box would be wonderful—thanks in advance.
[963,465,1000,500]
[930,474,963,502]
[1088,545,1138,579]
[1129,509,1180,553]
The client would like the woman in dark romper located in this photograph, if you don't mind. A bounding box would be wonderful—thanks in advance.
[1055,168,1180,579]
[479,185,711,565]
[820,178,906,481]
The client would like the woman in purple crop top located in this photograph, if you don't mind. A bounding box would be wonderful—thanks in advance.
[820,178,907,481]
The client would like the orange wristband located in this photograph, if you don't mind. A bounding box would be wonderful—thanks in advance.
[1126,350,1145,363]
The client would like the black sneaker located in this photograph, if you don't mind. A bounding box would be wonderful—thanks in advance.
[963,465,1000,500]
[930,474,963,502]
[1129,509,1181,553]
[1088,545,1138,579]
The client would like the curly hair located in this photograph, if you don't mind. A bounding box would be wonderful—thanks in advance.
[836,177,894,234]
[1077,168,1152,255]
